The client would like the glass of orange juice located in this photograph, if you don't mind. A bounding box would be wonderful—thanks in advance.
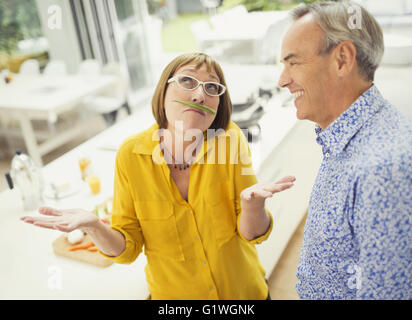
[86,175,101,195]
[78,156,91,180]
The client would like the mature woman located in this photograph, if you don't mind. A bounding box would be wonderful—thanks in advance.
[21,53,295,300]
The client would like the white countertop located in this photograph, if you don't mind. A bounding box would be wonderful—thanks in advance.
[0,188,148,299]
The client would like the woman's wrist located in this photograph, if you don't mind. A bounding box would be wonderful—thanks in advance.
[240,198,265,212]
[81,217,105,234]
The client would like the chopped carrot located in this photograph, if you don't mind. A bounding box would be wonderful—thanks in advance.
[87,246,98,252]
[69,241,94,252]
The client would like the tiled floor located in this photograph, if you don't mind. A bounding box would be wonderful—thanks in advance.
[268,213,306,300]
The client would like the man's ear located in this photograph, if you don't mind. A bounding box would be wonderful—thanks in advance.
[333,40,357,77]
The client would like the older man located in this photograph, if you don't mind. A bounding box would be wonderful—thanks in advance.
[278,1,411,299]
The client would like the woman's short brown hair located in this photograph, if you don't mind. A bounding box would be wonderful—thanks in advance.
[151,53,232,130]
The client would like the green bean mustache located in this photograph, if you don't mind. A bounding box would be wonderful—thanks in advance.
[174,100,216,115]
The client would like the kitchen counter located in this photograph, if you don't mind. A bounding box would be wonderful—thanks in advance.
[0,108,154,299]
[0,189,148,299]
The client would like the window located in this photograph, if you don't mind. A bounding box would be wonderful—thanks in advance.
[0,0,49,72]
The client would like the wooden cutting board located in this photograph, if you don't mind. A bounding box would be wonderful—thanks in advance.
[52,234,113,268]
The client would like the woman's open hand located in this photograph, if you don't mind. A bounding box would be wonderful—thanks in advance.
[21,207,99,233]
[240,175,296,204]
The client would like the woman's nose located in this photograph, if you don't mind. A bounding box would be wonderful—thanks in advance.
[191,85,206,104]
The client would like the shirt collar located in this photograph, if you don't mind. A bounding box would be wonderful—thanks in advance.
[315,84,385,156]
[132,123,160,155]
[132,122,232,164]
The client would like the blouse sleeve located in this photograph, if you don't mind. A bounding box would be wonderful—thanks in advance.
[233,128,273,245]
[99,147,144,264]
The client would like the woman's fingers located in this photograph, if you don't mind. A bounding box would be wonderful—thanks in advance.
[21,216,58,224]
[20,207,60,224]
[34,222,73,232]
[20,216,38,224]
[273,182,294,193]
[264,181,295,194]
[26,218,73,232]
[53,224,76,232]
[253,190,273,199]
[274,176,296,184]
[243,189,273,201]
[32,221,57,230]
[21,207,96,232]
[241,177,296,202]
[21,216,69,231]
[38,206,63,216]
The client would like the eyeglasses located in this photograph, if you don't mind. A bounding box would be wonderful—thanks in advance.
[167,74,226,97]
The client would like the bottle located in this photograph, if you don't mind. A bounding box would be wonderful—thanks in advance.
[5,150,44,211]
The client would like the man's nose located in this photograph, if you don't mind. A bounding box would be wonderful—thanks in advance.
[278,67,292,88]
[192,85,206,104]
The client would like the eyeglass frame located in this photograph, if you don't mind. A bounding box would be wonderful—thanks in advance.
[167,74,226,97]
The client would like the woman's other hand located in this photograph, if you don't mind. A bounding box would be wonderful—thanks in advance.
[21,207,100,233]
[240,175,296,205]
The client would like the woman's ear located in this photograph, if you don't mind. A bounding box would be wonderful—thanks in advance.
[333,40,357,77]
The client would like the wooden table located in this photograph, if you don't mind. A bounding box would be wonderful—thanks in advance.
[0,74,117,166]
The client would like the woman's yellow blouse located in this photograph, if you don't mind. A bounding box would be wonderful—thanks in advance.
[100,121,273,299]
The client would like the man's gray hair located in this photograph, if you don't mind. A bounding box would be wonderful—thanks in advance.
[290,0,384,81]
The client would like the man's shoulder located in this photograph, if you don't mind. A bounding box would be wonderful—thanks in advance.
[352,104,412,165]
[364,102,412,140]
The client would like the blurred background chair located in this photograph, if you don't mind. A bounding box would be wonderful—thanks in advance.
[258,17,290,64]
[43,60,67,75]
[42,60,72,134]
[190,20,235,58]
[78,59,101,76]
[19,59,40,75]
[190,19,215,53]
[82,61,131,126]
[209,4,247,30]
[353,0,412,66]
[200,0,222,16]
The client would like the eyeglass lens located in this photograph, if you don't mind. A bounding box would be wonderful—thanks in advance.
[177,75,224,96]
